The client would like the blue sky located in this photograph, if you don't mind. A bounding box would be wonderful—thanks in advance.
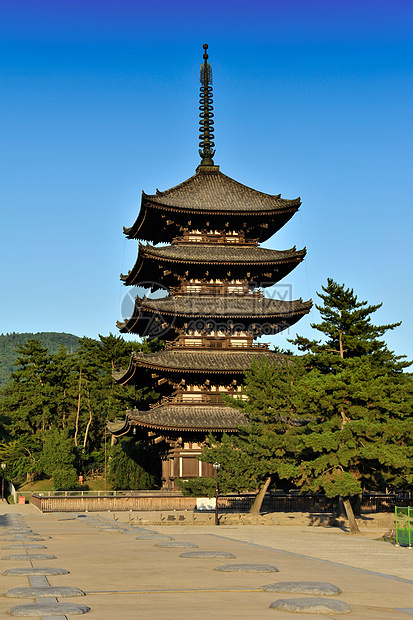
[1,0,412,360]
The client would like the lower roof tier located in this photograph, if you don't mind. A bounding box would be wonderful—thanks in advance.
[118,295,312,339]
[121,243,306,287]
[107,404,248,435]
[113,348,283,385]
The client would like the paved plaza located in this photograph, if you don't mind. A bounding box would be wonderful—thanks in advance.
[0,504,412,619]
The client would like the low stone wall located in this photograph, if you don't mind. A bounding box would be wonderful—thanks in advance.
[31,494,197,513]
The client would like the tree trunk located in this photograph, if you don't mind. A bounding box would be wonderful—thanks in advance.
[249,477,271,514]
[83,382,93,449]
[352,493,362,518]
[74,368,81,447]
[343,497,360,534]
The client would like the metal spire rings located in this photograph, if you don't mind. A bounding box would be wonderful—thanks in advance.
[198,43,216,167]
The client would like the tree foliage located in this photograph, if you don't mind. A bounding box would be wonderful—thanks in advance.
[206,279,413,521]
[0,332,79,388]
[0,333,163,487]
[108,438,163,490]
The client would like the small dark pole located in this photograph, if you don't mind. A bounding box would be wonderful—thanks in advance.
[104,425,107,493]
[1,463,6,500]
[213,462,220,526]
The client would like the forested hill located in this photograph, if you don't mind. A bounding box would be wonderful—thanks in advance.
[0,332,80,388]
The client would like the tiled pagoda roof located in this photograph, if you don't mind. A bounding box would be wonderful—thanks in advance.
[124,170,301,242]
[113,348,282,384]
[118,295,312,338]
[129,295,311,317]
[107,404,247,434]
[146,169,299,213]
[121,244,306,285]
[142,243,303,263]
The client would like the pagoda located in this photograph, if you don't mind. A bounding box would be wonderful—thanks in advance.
[108,44,311,489]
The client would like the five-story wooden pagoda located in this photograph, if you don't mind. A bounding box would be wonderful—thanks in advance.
[108,45,311,489]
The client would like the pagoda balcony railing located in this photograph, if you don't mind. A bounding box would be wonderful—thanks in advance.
[165,339,270,350]
[149,392,241,408]
[169,286,263,297]
[172,234,258,245]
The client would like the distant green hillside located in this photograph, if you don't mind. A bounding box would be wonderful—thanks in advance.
[0,332,80,388]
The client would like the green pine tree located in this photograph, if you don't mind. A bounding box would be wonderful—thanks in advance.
[200,356,309,512]
[284,280,413,533]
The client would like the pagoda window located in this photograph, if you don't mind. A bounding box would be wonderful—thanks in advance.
[180,456,202,477]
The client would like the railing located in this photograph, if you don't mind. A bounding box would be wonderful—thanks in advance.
[165,340,269,350]
[29,492,413,514]
[149,392,244,408]
[31,493,197,513]
[395,506,413,547]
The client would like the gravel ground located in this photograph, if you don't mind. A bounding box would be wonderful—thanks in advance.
[161,524,413,581]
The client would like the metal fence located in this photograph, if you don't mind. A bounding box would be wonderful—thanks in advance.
[395,506,413,547]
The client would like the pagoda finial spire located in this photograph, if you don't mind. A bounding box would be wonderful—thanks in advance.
[197,43,218,171]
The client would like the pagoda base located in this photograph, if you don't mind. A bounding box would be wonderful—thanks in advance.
[161,441,215,490]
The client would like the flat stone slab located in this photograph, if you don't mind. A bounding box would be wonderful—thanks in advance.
[136,534,175,540]
[269,598,351,614]
[2,554,57,561]
[28,576,49,587]
[180,551,236,559]
[3,567,69,576]
[9,602,90,616]
[2,536,49,541]
[263,581,341,595]
[2,545,47,550]
[154,542,199,548]
[1,532,40,537]
[215,563,279,573]
[6,586,85,598]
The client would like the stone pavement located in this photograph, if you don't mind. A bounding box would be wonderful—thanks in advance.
[0,504,412,619]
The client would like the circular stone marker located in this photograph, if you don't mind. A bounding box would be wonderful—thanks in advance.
[180,551,236,559]
[9,602,90,616]
[269,598,351,614]
[263,582,341,595]
[3,567,69,576]
[2,545,47,550]
[6,586,85,598]
[215,564,278,573]
[155,542,199,548]
[2,554,57,561]
[136,534,175,540]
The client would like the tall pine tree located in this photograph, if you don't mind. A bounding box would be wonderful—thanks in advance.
[284,280,413,532]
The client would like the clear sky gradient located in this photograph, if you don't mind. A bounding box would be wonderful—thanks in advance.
[1,0,412,360]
